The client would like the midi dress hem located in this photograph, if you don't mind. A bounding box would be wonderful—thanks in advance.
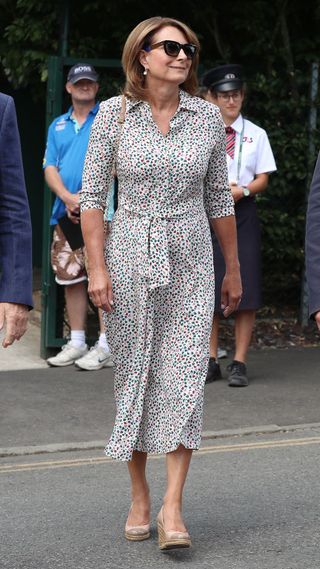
[104,437,201,462]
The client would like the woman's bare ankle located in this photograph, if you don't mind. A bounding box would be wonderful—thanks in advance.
[127,487,150,523]
[131,485,150,504]
[162,499,186,532]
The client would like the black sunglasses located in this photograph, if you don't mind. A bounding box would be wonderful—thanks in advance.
[144,40,197,60]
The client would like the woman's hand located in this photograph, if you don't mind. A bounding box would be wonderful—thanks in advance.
[211,216,242,317]
[229,182,244,203]
[88,268,114,312]
[220,268,242,318]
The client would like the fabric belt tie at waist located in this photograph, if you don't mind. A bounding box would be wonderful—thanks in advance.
[138,215,170,289]
[122,204,189,290]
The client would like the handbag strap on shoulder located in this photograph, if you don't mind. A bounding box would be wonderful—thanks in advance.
[117,94,126,125]
[113,94,126,177]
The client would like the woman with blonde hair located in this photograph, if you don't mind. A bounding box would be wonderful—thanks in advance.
[80,16,241,550]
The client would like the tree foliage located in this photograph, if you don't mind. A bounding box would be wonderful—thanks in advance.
[1,0,320,307]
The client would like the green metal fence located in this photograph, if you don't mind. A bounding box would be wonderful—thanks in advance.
[40,55,122,358]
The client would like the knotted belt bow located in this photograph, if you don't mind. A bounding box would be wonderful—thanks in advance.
[122,204,187,290]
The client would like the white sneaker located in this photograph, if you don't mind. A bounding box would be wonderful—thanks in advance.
[75,343,114,371]
[217,347,227,359]
[47,341,88,367]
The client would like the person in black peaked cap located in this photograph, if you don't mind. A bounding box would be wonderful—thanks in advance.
[201,64,277,387]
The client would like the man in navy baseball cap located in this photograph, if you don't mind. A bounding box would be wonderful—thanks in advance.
[67,63,99,84]
[43,61,114,370]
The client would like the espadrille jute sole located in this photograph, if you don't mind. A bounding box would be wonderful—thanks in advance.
[157,520,191,550]
[125,529,151,541]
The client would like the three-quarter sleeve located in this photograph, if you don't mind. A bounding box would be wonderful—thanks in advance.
[80,100,118,213]
[203,109,234,219]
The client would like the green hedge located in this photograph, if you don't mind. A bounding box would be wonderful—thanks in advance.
[244,71,318,306]
[2,0,320,309]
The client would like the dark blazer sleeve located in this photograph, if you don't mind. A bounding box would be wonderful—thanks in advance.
[0,93,33,308]
[305,152,320,319]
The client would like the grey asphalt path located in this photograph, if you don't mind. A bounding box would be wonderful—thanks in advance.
[1,431,320,569]
[0,322,47,371]
[1,347,320,452]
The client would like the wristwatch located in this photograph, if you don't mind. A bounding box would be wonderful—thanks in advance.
[242,186,250,197]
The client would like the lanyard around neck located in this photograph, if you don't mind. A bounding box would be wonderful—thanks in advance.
[236,118,245,182]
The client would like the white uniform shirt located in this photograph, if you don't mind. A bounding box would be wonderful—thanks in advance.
[227,114,277,186]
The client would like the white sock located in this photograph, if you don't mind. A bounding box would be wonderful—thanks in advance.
[70,330,86,349]
[98,332,110,352]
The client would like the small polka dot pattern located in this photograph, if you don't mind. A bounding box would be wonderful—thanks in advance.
[80,90,234,461]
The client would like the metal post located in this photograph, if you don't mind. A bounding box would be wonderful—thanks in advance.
[59,0,69,57]
[40,55,123,357]
[300,62,319,326]
[40,56,64,358]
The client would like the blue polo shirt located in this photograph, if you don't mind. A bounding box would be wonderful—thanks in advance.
[43,103,99,225]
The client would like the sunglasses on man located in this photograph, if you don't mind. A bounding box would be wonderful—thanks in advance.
[144,40,197,60]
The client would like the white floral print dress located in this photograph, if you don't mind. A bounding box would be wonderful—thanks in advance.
[80,90,234,461]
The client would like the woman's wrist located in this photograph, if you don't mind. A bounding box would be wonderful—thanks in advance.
[225,260,240,272]
[88,266,108,276]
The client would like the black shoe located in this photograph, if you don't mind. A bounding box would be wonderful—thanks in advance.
[206,358,222,383]
[228,360,248,387]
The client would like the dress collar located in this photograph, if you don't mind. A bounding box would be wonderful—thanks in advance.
[126,89,199,114]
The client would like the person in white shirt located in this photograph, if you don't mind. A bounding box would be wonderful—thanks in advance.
[201,64,277,387]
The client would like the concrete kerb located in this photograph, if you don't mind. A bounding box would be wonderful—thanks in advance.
[2,422,320,458]
[0,440,106,458]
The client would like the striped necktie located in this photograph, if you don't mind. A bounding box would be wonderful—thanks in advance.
[225,126,236,159]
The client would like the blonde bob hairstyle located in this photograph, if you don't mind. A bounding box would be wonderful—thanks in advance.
[122,16,200,100]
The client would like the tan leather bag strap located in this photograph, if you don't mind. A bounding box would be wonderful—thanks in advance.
[117,93,126,125]
[113,94,126,174]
